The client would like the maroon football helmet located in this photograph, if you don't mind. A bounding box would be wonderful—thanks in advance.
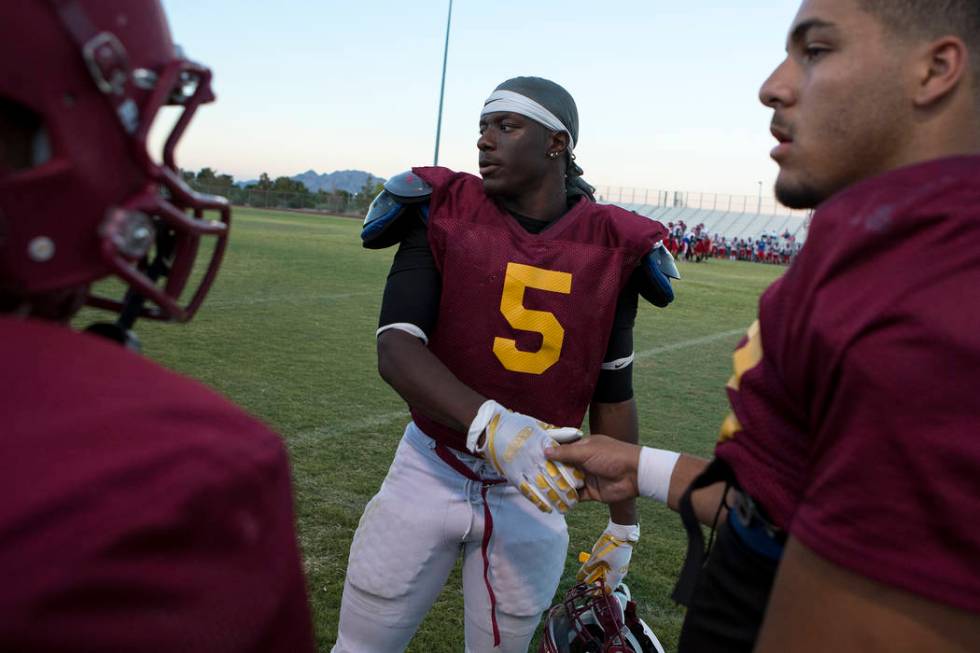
[539,581,665,653]
[0,0,229,325]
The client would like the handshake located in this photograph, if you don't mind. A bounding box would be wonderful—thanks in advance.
[467,400,648,513]
[467,400,585,513]
[468,400,650,593]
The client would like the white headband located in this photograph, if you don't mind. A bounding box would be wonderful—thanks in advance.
[480,89,575,152]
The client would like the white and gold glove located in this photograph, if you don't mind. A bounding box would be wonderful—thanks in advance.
[467,399,584,513]
[577,520,640,592]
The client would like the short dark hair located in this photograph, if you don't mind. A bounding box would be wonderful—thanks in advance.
[859,0,980,95]
[859,0,980,50]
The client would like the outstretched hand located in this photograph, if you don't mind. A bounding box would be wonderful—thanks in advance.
[544,435,642,505]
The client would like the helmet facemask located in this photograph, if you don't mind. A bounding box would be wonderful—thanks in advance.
[540,581,665,653]
[0,0,230,338]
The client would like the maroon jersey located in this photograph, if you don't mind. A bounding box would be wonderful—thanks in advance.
[0,317,315,652]
[410,166,666,451]
[715,156,980,613]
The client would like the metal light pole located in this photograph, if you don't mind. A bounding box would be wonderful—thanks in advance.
[756,180,763,214]
[433,0,453,165]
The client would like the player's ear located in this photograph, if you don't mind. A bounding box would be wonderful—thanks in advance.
[547,131,570,158]
[913,36,969,108]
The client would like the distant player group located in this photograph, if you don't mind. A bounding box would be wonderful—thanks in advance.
[664,222,802,265]
[2,1,979,653]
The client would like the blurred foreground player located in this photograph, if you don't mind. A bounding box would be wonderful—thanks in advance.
[0,2,314,651]
[334,77,678,652]
[548,0,980,651]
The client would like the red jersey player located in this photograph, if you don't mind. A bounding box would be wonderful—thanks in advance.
[547,1,980,652]
[0,2,314,651]
[333,77,679,652]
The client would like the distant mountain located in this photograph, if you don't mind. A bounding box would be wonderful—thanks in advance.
[236,169,385,194]
[295,169,385,194]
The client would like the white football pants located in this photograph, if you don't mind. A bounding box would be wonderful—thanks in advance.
[332,422,569,652]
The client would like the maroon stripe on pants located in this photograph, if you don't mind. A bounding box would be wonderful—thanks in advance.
[434,444,505,647]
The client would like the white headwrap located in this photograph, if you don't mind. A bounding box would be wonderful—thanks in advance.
[480,89,576,152]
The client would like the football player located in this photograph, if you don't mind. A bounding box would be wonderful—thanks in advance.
[333,77,679,652]
[547,0,980,651]
[0,2,314,651]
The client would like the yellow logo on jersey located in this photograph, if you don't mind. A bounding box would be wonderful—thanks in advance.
[719,320,763,443]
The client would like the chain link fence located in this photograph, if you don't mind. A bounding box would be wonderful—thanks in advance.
[186,181,809,225]
[188,183,368,216]
[594,186,809,218]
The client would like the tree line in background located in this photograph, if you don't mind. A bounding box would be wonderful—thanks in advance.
[181,168,384,215]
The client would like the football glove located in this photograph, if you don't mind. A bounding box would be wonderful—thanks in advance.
[577,520,640,592]
[467,400,584,514]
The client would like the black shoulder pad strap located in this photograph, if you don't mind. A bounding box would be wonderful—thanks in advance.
[384,170,432,202]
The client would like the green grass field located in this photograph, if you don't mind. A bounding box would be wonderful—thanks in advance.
[77,206,785,652]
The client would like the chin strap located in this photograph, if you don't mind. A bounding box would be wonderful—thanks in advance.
[84,228,176,352]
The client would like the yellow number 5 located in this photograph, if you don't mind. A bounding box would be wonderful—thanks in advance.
[492,262,572,375]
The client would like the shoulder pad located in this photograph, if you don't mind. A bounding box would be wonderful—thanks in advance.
[361,188,429,249]
[638,242,680,308]
[650,241,680,280]
[384,170,432,202]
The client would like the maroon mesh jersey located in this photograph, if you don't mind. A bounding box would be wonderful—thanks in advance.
[410,166,667,451]
[715,156,980,613]
[0,317,315,652]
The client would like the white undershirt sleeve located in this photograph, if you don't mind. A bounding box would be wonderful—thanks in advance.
[376,322,428,345]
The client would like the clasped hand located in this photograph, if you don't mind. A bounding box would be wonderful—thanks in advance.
[468,400,584,513]
[544,434,642,505]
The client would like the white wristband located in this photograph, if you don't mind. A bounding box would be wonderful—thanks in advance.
[637,447,680,504]
[606,519,640,543]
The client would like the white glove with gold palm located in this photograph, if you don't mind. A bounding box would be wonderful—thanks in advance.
[577,520,640,592]
[466,399,584,514]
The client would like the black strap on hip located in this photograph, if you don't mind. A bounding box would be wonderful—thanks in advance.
[671,457,738,606]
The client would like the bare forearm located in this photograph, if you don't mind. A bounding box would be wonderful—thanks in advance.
[665,453,728,526]
[377,330,485,432]
[547,432,731,527]
[590,399,639,525]
[756,538,980,653]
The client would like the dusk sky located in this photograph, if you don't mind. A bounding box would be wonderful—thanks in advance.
[158,1,801,198]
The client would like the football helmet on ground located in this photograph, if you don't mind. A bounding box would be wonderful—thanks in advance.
[539,581,666,653]
[0,0,229,328]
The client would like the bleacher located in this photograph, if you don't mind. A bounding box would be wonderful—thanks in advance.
[597,187,812,243]
[613,203,809,242]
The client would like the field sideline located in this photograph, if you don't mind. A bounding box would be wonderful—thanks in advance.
[76,206,785,652]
